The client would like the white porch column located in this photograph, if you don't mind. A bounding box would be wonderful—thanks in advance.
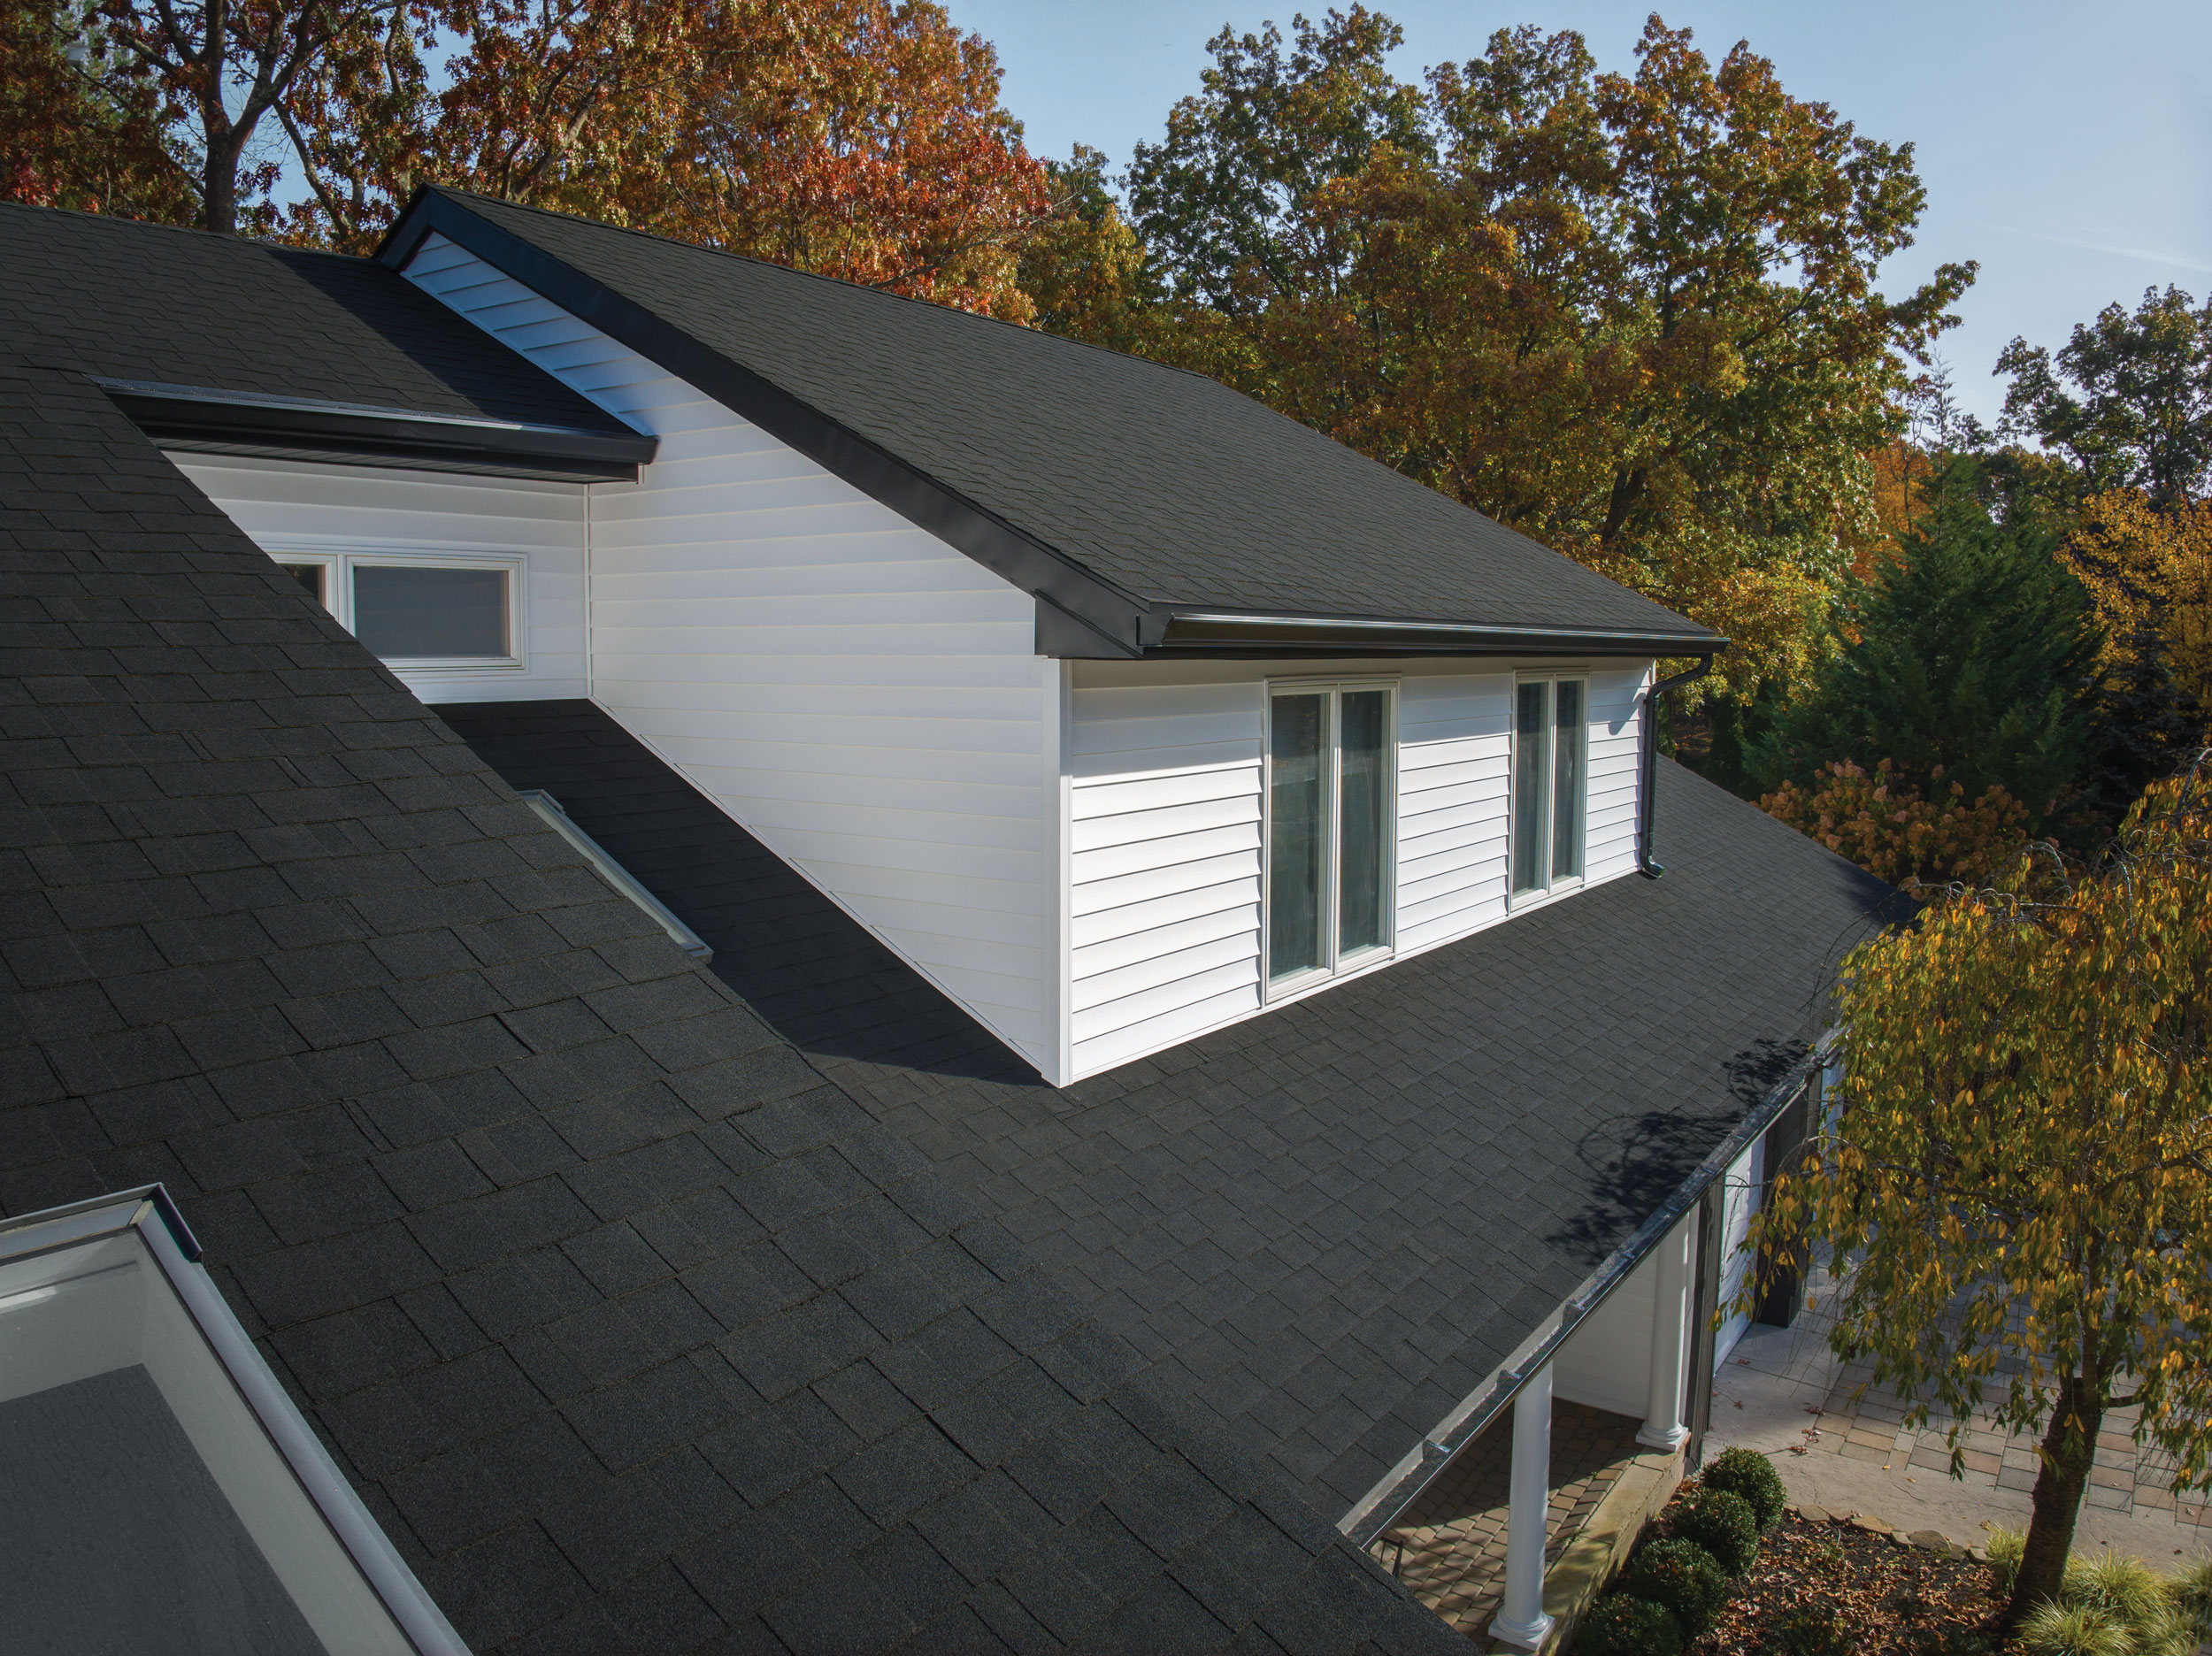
[1488,1361,1555,1651]
[1637,1216,1692,1452]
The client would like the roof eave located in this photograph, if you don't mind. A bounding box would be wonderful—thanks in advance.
[1145,610,1729,660]
[100,378,656,483]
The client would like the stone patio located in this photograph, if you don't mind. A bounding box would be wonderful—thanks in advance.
[1369,1401,1649,1638]
[1710,1258,2212,1565]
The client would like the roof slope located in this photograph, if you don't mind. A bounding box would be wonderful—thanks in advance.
[0,362,1461,1654]
[394,188,1715,643]
[0,203,633,436]
[442,699,1899,1522]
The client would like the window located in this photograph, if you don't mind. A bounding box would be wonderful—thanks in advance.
[0,1186,466,1654]
[1265,680,1395,993]
[1510,674,1587,901]
[268,550,523,671]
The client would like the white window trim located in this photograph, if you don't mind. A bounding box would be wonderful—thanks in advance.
[1508,670,1590,911]
[268,547,526,673]
[1260,676,1400,1003]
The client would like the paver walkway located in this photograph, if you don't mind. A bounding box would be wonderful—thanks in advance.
[1371,1402,1647,1637]
[1709,1261,2212,1567]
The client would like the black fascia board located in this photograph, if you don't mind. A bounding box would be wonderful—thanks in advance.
[1144,610,1729,659]
[379,189,1151,658]
[99,378,657,484]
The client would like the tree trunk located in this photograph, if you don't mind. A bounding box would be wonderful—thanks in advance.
[2008,1370,2101,1621]
[202,130,242,234]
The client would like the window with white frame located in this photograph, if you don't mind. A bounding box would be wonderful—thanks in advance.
[1264,679,1396,993]
[1510,673,1587,901]
[272,550,524,671]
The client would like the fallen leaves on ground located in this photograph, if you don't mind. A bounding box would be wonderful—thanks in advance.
[1691,1513,2004,1654]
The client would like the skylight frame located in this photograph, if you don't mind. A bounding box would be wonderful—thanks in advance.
[0,1184,470,1656]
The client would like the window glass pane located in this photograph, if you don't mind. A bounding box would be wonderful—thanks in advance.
[1337,690,1389,955]
[277,563,324,606]
[1512,681,1550,894]
[1553,678,1586,879]
[1268,694,1326,981]
[351,564,509,660]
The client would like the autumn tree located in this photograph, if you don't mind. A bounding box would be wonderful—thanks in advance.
[1752,765,2212,1620]
[1075,15,1973,697]
[64,0,414,233]
[2000,286,2212,510]
[2062,488,2212,823]
[277,0,1051,314]
[1,0,198,218]
[1017,145,1158,353]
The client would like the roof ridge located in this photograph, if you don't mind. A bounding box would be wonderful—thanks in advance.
[423,185,1231,387]
[0,200,371,267]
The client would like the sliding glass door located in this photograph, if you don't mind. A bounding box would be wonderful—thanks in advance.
[1267,683,1395,992]
[1510,675,1587,901]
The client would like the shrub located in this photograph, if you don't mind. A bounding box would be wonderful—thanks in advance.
[1985,1525,2025,1595]
[1773,1599,1856,1656]
[1669,1486,1762,1576]
[1620,1537,1731,1636]
[1574,1592,1683,1656]
[2170,1554,2212,1636]
[2063,1551,2169,1628]
[1758,760,2040,890]
[2016,1601,2132,1656]
[1701,1447,1789,1531]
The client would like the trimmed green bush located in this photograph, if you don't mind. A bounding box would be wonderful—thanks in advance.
[1574,1591,1683,1656]
[1621,1537,1730,1636]
[1670,1486,1761,1575]
[1701,1447,1789,1531]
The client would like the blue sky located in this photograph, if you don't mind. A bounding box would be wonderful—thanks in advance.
[951,0,2212,428]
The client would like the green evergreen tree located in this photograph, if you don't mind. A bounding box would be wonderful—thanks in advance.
[1750,458,2100,821]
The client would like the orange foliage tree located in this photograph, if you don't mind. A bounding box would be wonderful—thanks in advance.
[0,0,198,219]
[1759,759,2039,889]
[280,0,1052,317]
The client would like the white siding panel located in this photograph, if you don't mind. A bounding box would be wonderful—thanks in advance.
[169,454,590,705]
[405,232,1058,1077]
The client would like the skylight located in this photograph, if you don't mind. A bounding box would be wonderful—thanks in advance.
[516,789,713,962]
[0,1187,467,1654]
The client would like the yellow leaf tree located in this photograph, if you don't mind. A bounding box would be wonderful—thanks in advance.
[1753,765,2212,1620]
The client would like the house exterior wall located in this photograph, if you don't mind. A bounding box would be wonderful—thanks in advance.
[399,231,1061,1078]
[1552,1244,1661,1418]
[170,455,589,704]
[1065,658,1650,1079]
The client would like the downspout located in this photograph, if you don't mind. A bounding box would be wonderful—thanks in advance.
[1637,654,1718,878]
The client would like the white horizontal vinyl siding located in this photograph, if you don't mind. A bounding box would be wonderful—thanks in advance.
[1068,680,1265,1076]
[170,455,588,703]
[1066,657,1648,1079]
[403,232,1059,1077]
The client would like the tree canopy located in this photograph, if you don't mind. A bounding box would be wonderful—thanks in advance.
[1748,458,2097,818]
[2000,286,2212,511]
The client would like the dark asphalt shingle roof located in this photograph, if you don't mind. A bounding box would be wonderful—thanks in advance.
[441,699,1897,1522]
[0,203,632,436]
[0,362,1463,1655]
[401,188,1713,640]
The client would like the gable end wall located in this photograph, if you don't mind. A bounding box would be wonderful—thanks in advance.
[401,232,1061,1077]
